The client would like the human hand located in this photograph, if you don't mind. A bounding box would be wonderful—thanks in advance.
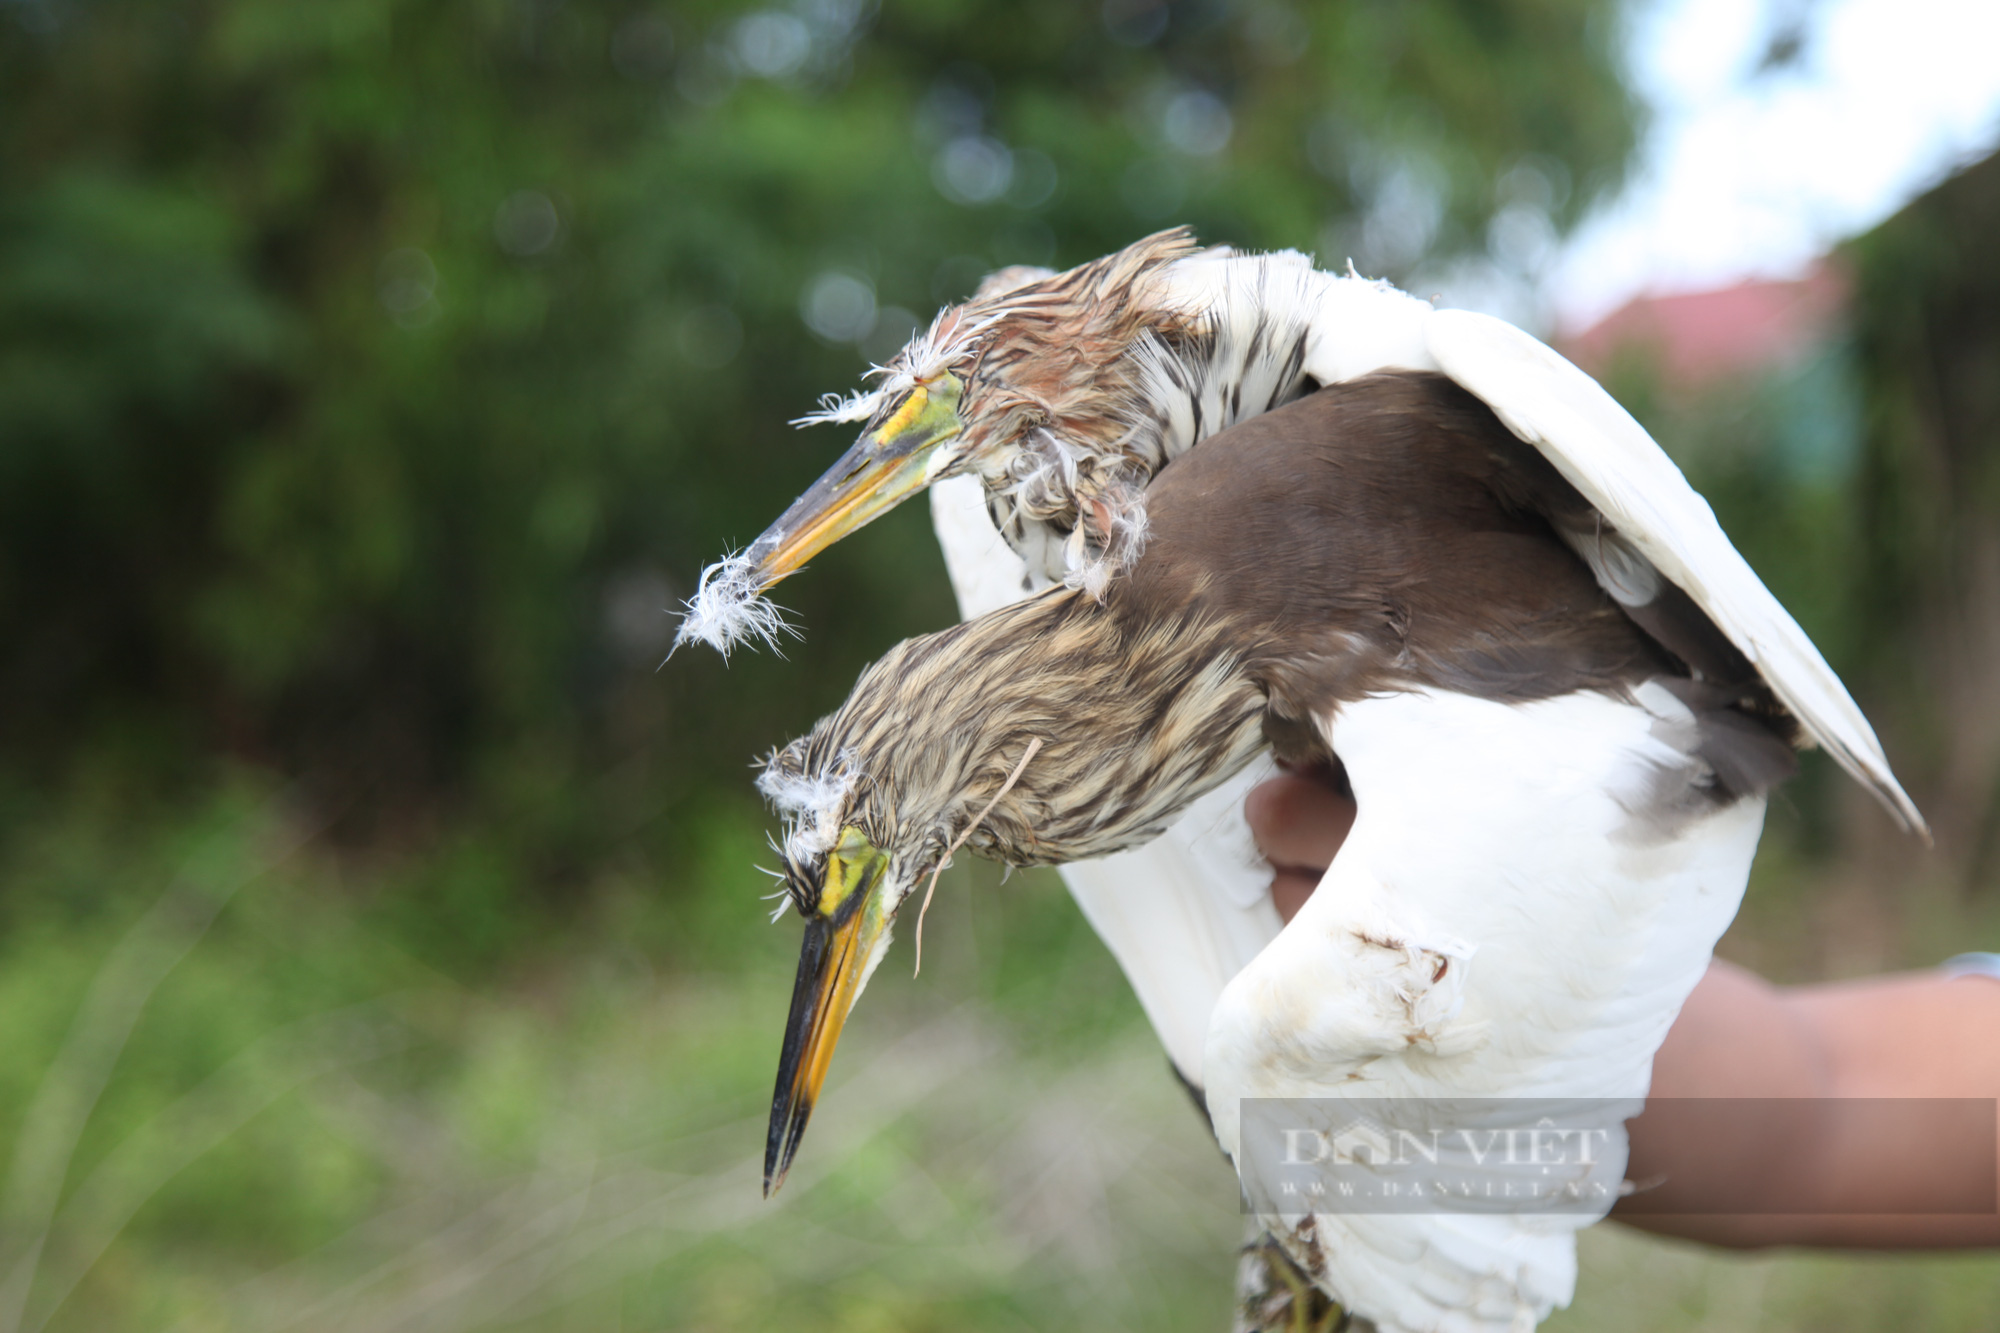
[1243,760,1356,924]
[1243,760,2000,1249]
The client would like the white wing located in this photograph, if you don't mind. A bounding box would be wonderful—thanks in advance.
[1060,765,1283,1081]
[1422,309,1925,835]
[930,477,1282,1083]
[1205,688,1767,1333]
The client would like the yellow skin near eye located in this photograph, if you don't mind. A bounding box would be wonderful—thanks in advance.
[816,826,882,916]
[873,383,930,442]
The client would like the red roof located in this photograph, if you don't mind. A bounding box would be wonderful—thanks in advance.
[1559,262,1848,389]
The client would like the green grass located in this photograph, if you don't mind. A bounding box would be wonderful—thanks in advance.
[0,789,1994,1332]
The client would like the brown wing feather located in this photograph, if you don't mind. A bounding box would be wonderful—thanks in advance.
[1114,372,1796,800]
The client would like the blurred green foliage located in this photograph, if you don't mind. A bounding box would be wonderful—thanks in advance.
[1844,149,2000,871]
[0,790,1259,1333]
[1,0,1637,919]
[0,795,1991,1333]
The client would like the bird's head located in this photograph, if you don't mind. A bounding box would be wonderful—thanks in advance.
[752,620,1052,1196]
[753,742,907,1197]
[751,590,1271,1194]
[676,229,1230,656]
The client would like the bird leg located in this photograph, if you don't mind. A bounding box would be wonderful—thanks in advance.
[1234,1231,1360,1333]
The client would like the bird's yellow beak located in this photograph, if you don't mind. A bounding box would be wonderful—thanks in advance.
[765,828,896,1196]
[742,375,965,593]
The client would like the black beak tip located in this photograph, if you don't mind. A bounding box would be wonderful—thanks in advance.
[763,1094,811,1199]
[765,914,835,1201]
[762,1131,785,1199]
[762,1131,787,1197]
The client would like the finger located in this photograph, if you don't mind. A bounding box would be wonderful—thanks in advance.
[1245,772,1357,872]
[1270,868,1320,926]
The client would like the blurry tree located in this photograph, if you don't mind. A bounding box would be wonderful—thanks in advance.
[1845,147,2000,884]
[0,0,1638,932]
[1571,148,2000,897]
